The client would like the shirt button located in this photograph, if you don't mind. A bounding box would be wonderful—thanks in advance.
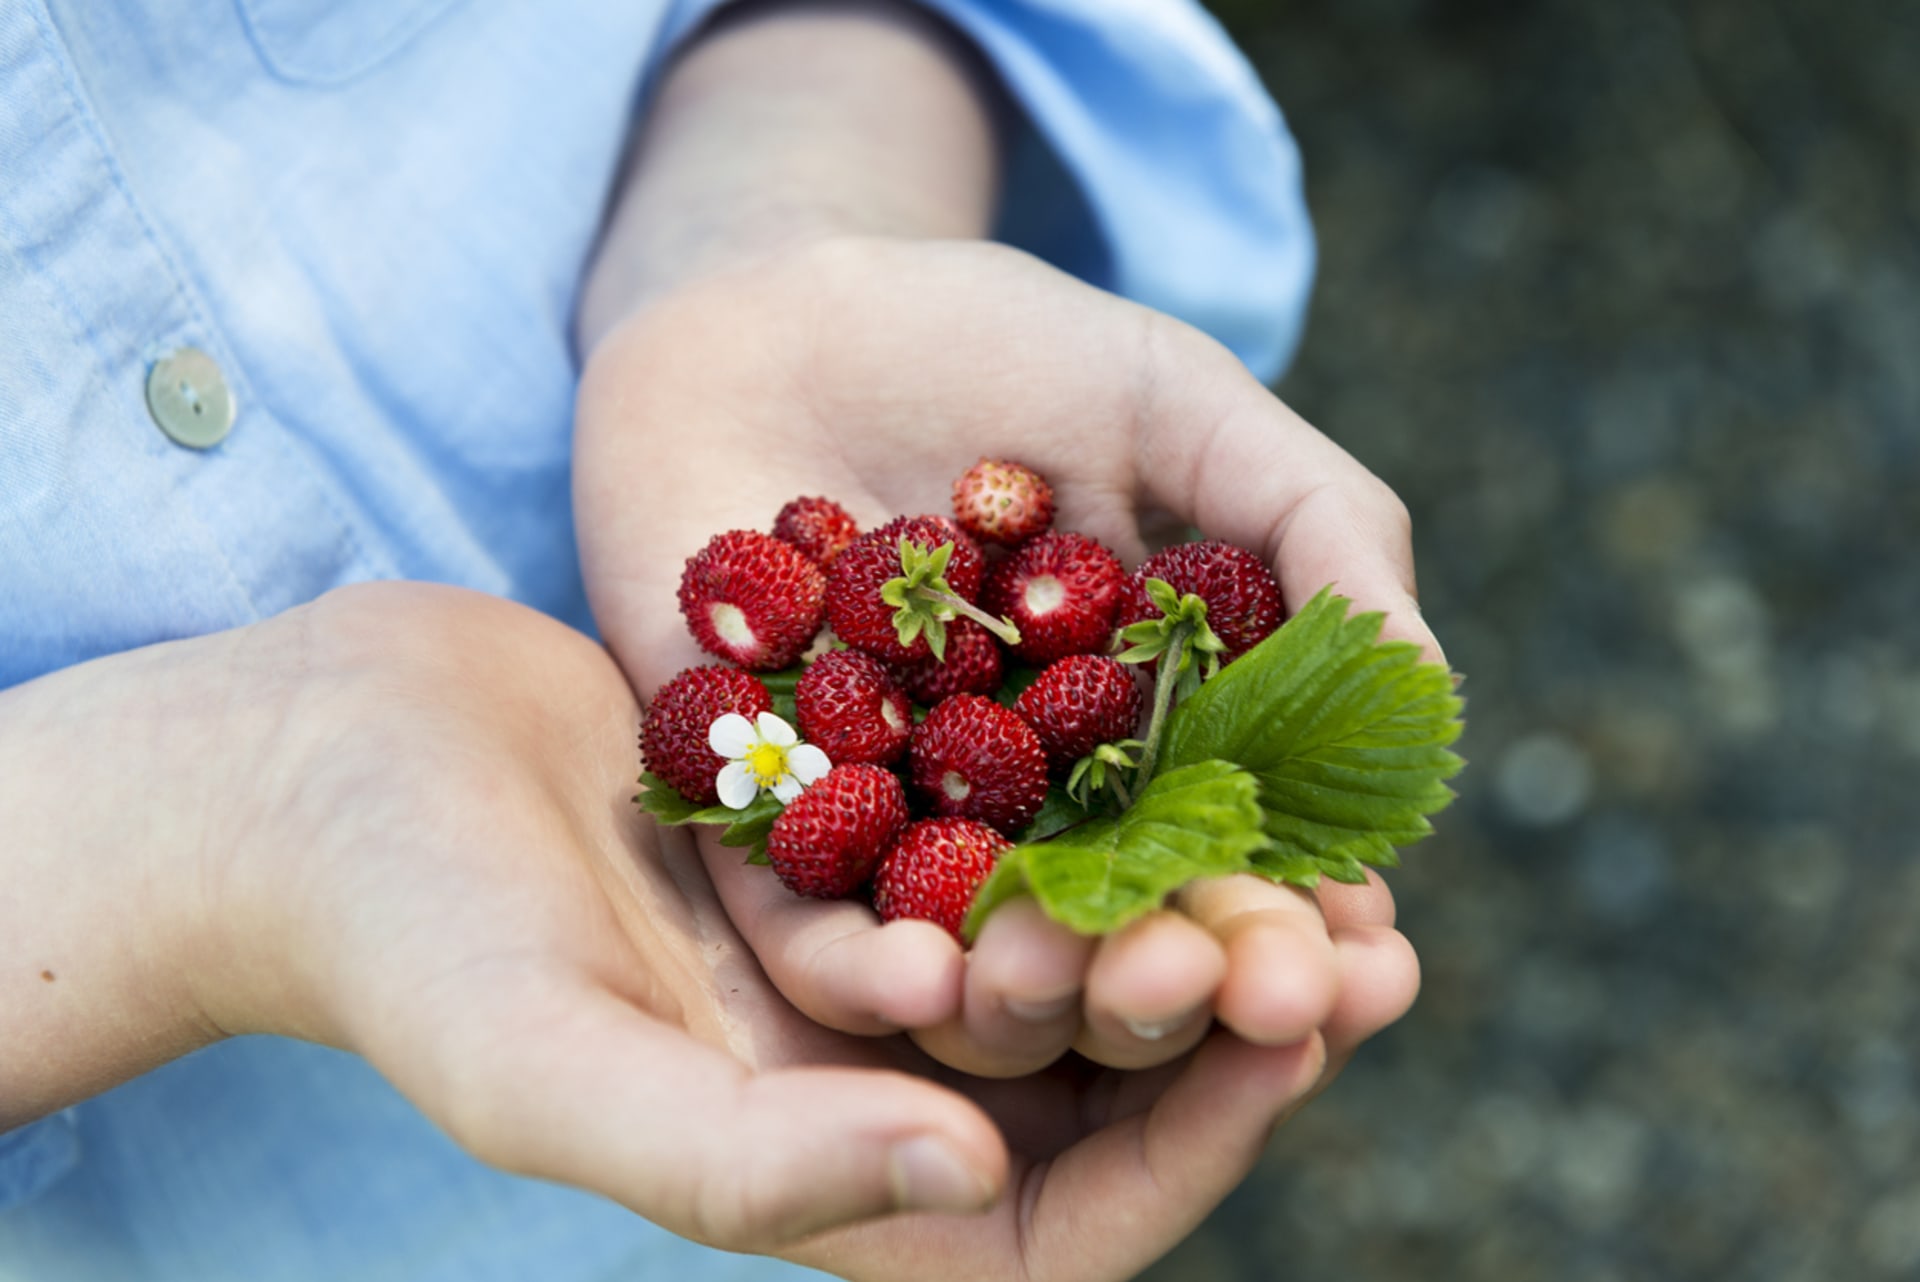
[146,347,236,449]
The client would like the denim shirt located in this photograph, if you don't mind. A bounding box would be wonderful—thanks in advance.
[0,0,1312,1275]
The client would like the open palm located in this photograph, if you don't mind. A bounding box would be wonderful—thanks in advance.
[573,237,1426,1082]
[237,584,1355,1281]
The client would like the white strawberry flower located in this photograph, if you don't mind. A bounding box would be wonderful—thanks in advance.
[709,711,831,809]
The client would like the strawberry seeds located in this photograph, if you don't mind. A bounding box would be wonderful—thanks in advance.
[638,458,1285,942]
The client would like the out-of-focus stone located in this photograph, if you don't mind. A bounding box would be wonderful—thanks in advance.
[1858,1183,1920,1275]
[1593,476,1704,571]
[1493,731,1594,826]
[1547,1106,1652,1229]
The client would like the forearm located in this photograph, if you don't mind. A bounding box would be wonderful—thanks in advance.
[576,0,1005,352]
[0,636,265,1128]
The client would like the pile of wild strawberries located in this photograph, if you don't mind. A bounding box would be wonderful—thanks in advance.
[640,459,1285,940]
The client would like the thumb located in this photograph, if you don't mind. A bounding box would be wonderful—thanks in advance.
[410,973,1009,1251]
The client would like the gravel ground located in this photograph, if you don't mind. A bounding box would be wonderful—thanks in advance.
[1145,2,1920,1278]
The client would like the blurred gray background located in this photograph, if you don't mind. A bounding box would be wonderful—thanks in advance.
[1146,1,1920,1278]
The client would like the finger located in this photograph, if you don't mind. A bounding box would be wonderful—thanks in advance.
[1018,1030,1326,1280]
[793,1029,1326,1281]
[1131,317,1445,665]
[1316,865,1398,930]
[410,969,1007,1252]
[1177,873,1340,1047]
[908,896,1092,1078]
[1321,923,1421,1056]
[699,833,965,1034]
[1258,925,1421,1132]
[1074,909,1225,1069]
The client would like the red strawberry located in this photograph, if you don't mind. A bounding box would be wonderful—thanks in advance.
[641,666,772,805]
[825,515,986,664]
[981,531,1126,665]
[1014,654,1144,774]
[794,649,913,766]
[1116,540,1285,663]
[908,694,1049,835]
[894,618,1004,706]
[772,496,860,569]
[767,763,911,899]
[678,530,826,671]
[952,458,1054,546]
[873,818,1011,941]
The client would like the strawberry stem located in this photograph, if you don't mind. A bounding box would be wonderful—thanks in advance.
[1131,622,1189,793]
[915,587,1023,648]
[883,537,1023,654]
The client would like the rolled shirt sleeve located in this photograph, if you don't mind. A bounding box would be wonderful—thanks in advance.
[654,0,1315,383]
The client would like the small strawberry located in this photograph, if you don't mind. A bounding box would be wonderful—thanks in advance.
[794,649,913,766]
[1115,540,1284,664]
[678,530,826,671]
[772,496,860,569]
[981,531,1126,666]
[825,515,1001,664]
[1014,654,1144,775]
[894,618,1004,706]
[908,694,1049,835]
[641,666,773,805]
[952,458,1054,546]
[767,763,911,899]
[873,818,1011,941]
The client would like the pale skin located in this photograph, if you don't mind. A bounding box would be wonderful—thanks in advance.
[576,0,1438,1082]
[1,3,1436,1280]
[0,584,1407,1280]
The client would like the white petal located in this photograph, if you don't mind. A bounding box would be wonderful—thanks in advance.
[771,776,805,804]
[715,762,760,810]
[787,743,832,785]
[756,711,797,747]
[709,713,758,757]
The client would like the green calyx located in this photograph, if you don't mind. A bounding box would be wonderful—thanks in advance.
[1115,578,1228,794]
[1115,578,1227,702]
[880,537,1022,661]
[1066,739,1143,809]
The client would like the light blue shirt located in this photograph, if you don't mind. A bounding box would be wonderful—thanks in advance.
[0,0,1313,1275]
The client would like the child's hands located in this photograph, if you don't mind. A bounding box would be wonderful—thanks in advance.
[574,236,1430,1079]
[1,581,1363,1279]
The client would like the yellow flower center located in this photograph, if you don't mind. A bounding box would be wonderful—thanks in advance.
[746,742,790,786]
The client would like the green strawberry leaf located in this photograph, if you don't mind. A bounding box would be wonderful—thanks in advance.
[1017,785,1098,844]
[717,806,781,857]
[636,773,784,841]
[634,773,708,823]
[758,665,804,724]
[964,759,1270,938]
[1158,587,1464,887]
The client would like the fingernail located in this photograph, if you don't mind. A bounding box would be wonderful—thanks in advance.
[888,1136,993,1214]
[1003,991,1078,1024]
[1121,1010,1199,1042]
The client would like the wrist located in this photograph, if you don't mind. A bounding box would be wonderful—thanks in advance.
[577,0,1004,354]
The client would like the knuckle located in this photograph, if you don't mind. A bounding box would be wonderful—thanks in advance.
[1366,478,1414,542]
